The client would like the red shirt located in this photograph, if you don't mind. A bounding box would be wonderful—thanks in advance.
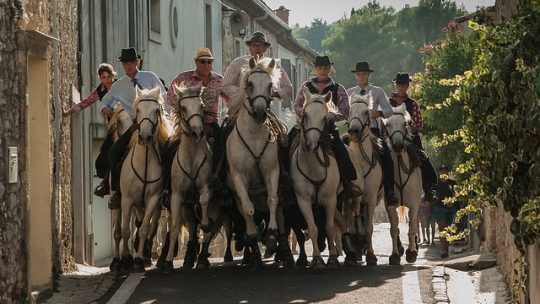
[390,93,423,133]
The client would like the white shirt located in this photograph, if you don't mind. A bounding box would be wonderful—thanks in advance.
[99,70,167,118]
[347,84,393,129]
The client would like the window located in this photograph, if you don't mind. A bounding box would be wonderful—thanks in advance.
[205,4,212,48]
[149,0,161,42]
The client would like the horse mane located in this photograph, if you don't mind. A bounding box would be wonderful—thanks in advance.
[107,104,126,142]
[128,87,170,148]
[170,84,203,141]
[226,57,282,120]
[349,93,371,108]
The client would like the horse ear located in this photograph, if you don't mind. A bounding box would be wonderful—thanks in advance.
[324,91,332,103]
[268,58,276,69]
[249,57,257,69]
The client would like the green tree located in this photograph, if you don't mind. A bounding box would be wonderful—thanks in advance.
[292,18,331,52]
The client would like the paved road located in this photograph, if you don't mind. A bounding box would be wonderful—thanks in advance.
[102,223,445,304]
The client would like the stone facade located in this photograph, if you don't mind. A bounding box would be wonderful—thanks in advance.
[0,0,78,302]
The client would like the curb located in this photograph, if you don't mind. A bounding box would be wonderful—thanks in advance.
[432,265,450,304]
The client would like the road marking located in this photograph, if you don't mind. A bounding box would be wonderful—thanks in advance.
[107,273,143,304]
[402,266,423,303]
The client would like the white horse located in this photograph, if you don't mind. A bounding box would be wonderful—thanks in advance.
[107,105,133,272]
[226,57,282,269]
[347,94,403,265]
[119,87,170,272]
[291,88,342,270]
[161,84,214,274]
[382,104,422,264]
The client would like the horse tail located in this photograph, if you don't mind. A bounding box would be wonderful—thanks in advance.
[397,205,409,223]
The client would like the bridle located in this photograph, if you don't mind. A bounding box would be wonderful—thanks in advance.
[177,94,204,136]
[135,98,162,137]
[386,113,409,148]
[244,69,273,118]
[300,99,328,149]
[347,98,371,143]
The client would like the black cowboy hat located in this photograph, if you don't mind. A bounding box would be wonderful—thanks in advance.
[118,47,141,62]
[351,61,374,73]
[313,55,333,66]
[245,32,271,47]
[393,72,411,84]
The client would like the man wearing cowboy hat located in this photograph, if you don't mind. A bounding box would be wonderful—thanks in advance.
[222,31,292,100]
[347,61,398,205]
[290,55,361,198]
[159,48,226,207]
[389,72,438,201]
[98,47,167,209]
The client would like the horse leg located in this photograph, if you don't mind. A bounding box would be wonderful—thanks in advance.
[162,192,182,275]
[324,200,340,269]
[182,203,198,269]
[133,196,159,272]
[365,196,378,266]
[199,186,214,233]
[263,171,280,252]
[293,225,308,267]
[386,204,401,265]
[223,217,234,262]
[406,202,420,263]
[120,200,134,271]
[296,196,323,270]
[110,209,122,272]
[275,207,294,267]
[143,209,160,267]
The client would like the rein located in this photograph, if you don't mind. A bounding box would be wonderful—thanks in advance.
[387,113,416,200]
[244,70,273,118]
[131,97,164,204]
[295,147,329,204]
[175,145,208,185]
[347,99,376,178]
[235,123,271,192]
[177,95,204,137]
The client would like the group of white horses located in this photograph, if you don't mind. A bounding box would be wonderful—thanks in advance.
[105,57,423,274]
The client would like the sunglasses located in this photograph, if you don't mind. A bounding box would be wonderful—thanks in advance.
[198,59,214,64]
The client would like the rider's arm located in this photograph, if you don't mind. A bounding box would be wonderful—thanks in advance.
[375,88,393,118]
[328,84,349,122]
[410,100,423,133]
[98,82,119,116]
[63,88,100,116]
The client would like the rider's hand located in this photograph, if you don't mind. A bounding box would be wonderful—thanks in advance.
[271,91,281,99]
[370,111,382,118]
[102,107,114,119]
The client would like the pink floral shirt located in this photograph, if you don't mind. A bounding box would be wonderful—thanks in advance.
[390,93,424,133]
[67,83,107,113]
[167,70,225,124]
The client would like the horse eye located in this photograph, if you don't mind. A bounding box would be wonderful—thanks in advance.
[136,109,139,113]
[181,106,186,112]
[155,109,160,114]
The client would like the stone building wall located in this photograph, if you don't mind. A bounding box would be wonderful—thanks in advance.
[0,3,27,303]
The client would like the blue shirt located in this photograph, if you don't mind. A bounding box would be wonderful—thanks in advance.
[99,70,167,118]
[347,84,393,129]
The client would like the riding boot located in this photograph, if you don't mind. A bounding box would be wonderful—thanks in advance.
[108,123,135,208]
[329,124,362,199]
[94,172,110,198]
[381,141,399,206]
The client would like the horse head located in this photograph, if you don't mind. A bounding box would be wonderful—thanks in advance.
[348,93,371,142]
[243,57,279,124]
[300,87,333,153]
[173,83,205,141]
[133,87,164,146]
[383,104,411,153]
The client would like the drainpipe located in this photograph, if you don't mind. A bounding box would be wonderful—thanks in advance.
[51,0,62,276]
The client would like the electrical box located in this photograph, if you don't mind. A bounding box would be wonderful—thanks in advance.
[8,147,18,183]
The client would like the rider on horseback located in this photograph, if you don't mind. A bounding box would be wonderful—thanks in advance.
[389,72,438,200]
[98,48,168,209]
[160,47,226,207]
[347,62,399,205]
[290,55,362,198]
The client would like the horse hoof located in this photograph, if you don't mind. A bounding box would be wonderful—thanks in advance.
[389,253,401,265]
[311,256,325,271]
[144,257,152,268]
[196,257,210,270]
[405,249,418,263]
[327,255,340,269]
[161,261,174,275]
[156,257,165,271]
[296,254,309,268]
[281,252,295,268]
[397,239,405,257]
[120,254,134,271]
[109,258,121,272]
[344,255,358,266]
[132,257,146,273]
[366,252,378,266]
[264,232,279,252]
